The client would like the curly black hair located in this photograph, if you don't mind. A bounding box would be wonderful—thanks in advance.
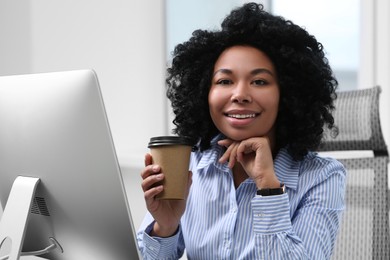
[166,2,338,160]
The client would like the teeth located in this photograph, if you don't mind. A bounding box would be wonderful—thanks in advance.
[228,114,256,119]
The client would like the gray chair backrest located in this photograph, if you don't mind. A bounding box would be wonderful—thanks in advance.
[318,86,390,259]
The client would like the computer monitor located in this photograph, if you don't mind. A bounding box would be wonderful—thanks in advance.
[0,70,141,259]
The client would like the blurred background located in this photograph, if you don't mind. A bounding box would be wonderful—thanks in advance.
[0,1,389,254]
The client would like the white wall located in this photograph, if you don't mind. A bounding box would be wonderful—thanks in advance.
[0,1,32,75]
[0,0,168,165]
[0,0,166,231]
[375,0,390,149]
[360,0,390,148]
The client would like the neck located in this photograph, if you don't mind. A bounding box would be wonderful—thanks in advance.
[232,164,248,189]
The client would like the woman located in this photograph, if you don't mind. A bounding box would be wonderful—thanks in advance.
[137,2,345,259]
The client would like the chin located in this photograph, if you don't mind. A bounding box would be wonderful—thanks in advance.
[222,132,254,141]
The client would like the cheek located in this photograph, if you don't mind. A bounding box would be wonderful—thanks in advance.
[265,89,280,112]
[269,96,280,112]
[208,88,227,128]
[256,91,280,124]
[208,88,225,113]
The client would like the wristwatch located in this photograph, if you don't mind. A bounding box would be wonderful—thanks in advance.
[257,183,285,196]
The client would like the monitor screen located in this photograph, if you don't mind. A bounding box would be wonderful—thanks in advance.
[0,70,141,259]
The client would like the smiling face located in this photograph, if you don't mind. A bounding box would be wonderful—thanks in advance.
[208,45,280,142]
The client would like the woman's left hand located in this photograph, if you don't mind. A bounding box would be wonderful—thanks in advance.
[218,137,280,189]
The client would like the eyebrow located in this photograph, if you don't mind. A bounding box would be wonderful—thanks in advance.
[213,68,275,77]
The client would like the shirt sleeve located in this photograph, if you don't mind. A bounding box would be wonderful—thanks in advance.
[136,213,185,260]
[251,164,346,259]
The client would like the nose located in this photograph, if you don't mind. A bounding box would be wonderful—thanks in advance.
[231,83,252,103]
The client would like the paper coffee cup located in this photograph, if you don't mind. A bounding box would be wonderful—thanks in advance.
[148,136,193,200]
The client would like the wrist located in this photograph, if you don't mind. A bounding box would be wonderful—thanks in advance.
[257,183,285,196]
[254,175,280,189]
[151,222,179,238]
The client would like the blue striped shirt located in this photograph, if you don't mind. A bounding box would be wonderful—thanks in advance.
[137,137,346,259]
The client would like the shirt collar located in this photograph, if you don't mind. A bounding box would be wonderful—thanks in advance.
[196,134,226,171]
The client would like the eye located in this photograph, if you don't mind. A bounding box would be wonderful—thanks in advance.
[252,79,268,86]
[216,79,232,85]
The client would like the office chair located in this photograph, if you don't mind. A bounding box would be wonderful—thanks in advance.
[318,86,390,259]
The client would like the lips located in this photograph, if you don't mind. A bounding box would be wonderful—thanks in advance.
[224,110,260,119]
[224,110,260,128]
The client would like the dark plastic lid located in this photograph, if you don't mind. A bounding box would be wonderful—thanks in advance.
[148,136,193,148]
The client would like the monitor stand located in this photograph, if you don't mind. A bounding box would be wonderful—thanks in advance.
[0,176,62,260]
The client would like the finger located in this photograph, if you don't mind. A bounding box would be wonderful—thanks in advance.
[144,153,153,167]
[140,164,161,179]
[236,139,263,161]
[140,164,162,194]
[236,140,252,161]
[217,138,233,147]
[141,171,164,192]
[228,144,239,168]
[219,142,235,163]
[144,185,163,204]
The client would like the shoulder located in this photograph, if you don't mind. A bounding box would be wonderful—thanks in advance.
[295,152,346,209]
[275,148,345,191]
[301,151,346,182]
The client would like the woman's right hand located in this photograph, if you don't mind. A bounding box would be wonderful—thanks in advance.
[140,153,191,237]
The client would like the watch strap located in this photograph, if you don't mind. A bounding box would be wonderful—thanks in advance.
[257,183,285,196]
